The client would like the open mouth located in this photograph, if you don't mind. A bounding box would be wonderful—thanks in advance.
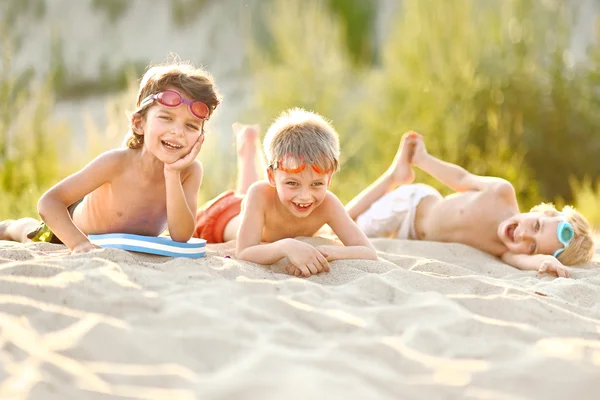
[505,223,517,242]
[292,202,313,212]
[162,140,183,150]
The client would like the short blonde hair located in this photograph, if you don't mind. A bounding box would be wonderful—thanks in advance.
[126,60,221,149]
[263,108,340,173]
[530,202,595,265]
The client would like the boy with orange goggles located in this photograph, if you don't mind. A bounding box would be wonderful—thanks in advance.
[194,108,377,277]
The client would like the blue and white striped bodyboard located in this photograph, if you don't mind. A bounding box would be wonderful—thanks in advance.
[88,233,206,258]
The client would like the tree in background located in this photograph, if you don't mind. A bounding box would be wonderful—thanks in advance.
[246,0,600,212]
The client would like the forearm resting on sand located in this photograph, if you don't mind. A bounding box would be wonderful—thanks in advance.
[38,194,91,250]
[317,244,378,261]
[236,239,294,265]
[501,252,571,278]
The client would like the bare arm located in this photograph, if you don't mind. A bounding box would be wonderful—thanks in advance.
[165,161,202,242]
[416,153,509,193]
[38,150,121,251]
[501,252,571,278]
[407,133,510,193]
[322,192,378,261]
[164,138,204,242]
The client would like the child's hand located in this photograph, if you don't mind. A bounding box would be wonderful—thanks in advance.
[164,136,203,173]
[538,259,571,278]
[70,241,100,254]
[315,245,338,261]
[284,240,330,277]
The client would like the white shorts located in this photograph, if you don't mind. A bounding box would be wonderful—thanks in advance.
[356,184,442,239]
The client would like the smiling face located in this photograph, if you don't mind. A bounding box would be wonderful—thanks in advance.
[137,88,204,163]
[268,167,331,218]
[497,212,565,256]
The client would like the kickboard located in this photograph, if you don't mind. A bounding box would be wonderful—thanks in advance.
[88,233,206,258]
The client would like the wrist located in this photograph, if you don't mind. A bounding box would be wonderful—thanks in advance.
[164,168,181,178]
[70,238,92,250]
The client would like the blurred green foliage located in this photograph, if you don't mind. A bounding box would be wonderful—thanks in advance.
[2,0,600,228]
[0,19,72,219]
[246,0,600,217]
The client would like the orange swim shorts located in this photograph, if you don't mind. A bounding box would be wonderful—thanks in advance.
[194,191,244,243]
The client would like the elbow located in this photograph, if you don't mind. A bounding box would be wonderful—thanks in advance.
[37,192,53,222]
[235,247,246,260]
[367,248,378,260]
[170,233,192,243]
[170,226,194,243]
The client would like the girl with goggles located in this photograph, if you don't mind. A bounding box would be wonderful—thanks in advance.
[139,89,211,120]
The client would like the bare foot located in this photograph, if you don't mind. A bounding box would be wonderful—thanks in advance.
[233,123,260,158]
[0,220,15,241]
[387,133,417,185]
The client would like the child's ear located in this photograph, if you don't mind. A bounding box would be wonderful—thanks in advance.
[130,112,145,135]
[267,168,276,186]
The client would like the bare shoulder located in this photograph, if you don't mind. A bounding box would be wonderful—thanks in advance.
[243,181,273,208]
[485,178,516,200]
[320,190,345,209]
[92,148,130,170]
[247,181,273,198]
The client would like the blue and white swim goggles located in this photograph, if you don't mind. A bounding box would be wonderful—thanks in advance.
[553,220,575,258]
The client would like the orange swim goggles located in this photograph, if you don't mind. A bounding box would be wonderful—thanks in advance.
[269,154,333,174]
[139,89,211,120]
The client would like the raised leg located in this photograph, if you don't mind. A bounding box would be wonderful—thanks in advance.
[346,132,416,220]
[233,123,265,195]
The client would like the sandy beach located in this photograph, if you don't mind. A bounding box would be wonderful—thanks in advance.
[1,237,599,399]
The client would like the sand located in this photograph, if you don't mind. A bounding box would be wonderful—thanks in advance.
[1,237,599,400]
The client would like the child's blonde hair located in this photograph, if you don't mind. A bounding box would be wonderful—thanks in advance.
[530,202,595,265]
[125,60,221,149]
[263,108,340,173]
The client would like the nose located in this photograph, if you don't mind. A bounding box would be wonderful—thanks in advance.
[516,228,532,242]
[170,123,185,135]
[297,187,311,200]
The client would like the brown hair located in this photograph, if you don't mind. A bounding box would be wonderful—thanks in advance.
[263,108,340,174]
[530,202,595,265]
[126,60,221,149]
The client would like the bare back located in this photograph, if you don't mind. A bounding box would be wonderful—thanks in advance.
[417,185,519,257]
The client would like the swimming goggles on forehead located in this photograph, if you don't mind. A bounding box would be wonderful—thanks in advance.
[269,154,333,174]
[139,89,211,120]
[553,220,575,258]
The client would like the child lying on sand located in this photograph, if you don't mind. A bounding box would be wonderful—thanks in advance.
[347,132,594,278]
[193,109,377,277]
[0,60,220,252]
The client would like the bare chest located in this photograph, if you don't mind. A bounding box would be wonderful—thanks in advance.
[76,176,169,236]
[424,192,511,255]
[261,210,326,243]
